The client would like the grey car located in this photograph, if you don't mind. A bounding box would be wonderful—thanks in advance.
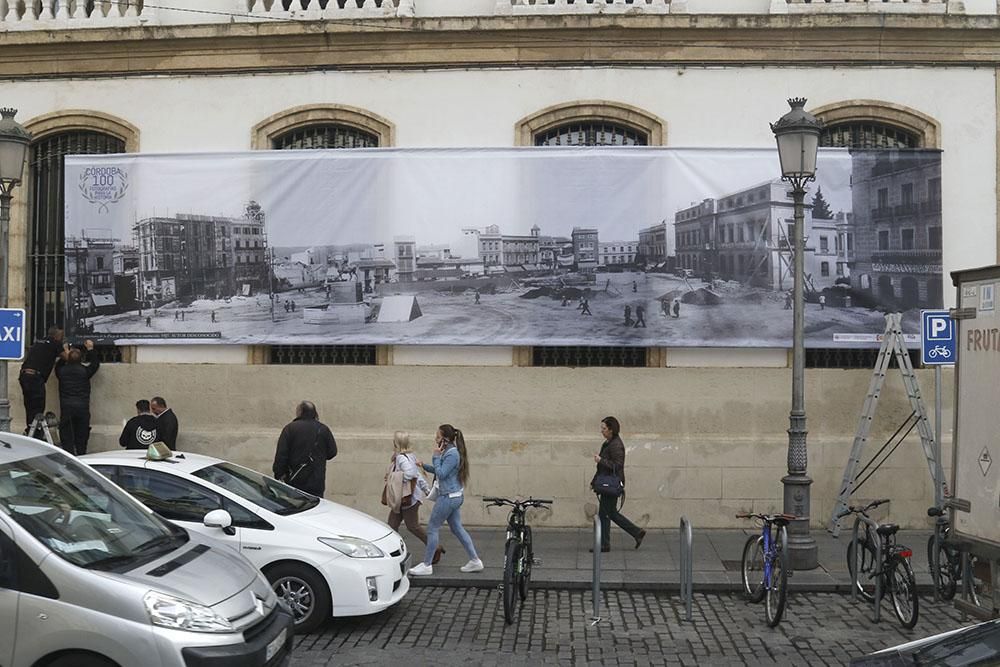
[0,433,294,667]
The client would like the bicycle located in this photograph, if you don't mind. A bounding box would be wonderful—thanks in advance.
[737,512,794,627]
[838,499,918,628]
[483,496,553,624]
[927,504,992,605]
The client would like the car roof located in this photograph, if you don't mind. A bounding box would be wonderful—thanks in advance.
[0,433,66,465]
[81,449,223,475]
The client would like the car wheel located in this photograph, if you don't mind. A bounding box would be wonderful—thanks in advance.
[266,562,331,634]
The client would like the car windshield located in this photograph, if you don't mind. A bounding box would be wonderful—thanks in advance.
[0,451,186,570]
[192,462,319,516]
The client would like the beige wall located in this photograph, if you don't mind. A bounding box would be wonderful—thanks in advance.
[15,365,953,530]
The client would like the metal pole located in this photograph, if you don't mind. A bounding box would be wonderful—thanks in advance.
[783,185,818,570]
[680,517,693,622]
[591,514,601,625]
[0,191,10,432]
[934,365,944,507]
[873,532,882,623]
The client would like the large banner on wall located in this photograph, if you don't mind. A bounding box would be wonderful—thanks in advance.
[64,147,943,347]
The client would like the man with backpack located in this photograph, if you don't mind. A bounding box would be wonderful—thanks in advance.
[272,401,338,497]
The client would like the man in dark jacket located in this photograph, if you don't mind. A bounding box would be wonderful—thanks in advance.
[55,340,100,455]
[150,396,179,450]
[119,400,159,450]
[272,401,337,497]
[19,326,64,434]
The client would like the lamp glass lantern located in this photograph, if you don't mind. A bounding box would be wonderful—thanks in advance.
[0,108,31,190]
[770,98,822,187]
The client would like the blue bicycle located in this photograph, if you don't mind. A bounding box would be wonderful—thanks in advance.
[738,512,794,627]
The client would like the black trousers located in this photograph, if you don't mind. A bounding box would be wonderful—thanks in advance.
[598,493,641,549]
[59,405,91,456]
[18,373,46,432]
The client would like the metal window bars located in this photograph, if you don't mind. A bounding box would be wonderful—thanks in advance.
[28,130,126,357]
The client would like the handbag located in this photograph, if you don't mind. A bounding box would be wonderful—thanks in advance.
[591,461,624,497]
[426,477,440,502]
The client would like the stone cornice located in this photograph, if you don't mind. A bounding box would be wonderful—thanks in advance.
[2,14,1000,79]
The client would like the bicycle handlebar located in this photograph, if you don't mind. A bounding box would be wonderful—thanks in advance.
[735,512,797,521]
[482,496,554,507]
[836,498,891,519]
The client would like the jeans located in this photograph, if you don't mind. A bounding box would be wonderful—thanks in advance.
[423,494,478,566]
[598,493,642,549]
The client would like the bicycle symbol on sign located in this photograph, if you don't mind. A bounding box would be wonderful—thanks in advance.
[927,345,952,360]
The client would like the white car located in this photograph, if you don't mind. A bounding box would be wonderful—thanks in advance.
[82,450,409,633]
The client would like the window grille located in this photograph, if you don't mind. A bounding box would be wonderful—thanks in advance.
[269,345,376,365]
[806,347,919,370]
[533,346,647,368]
[269,123,379,364]
[535,122,648,147]
[271,125,379,150]
[28,131,126,357]
[820,123,919,150]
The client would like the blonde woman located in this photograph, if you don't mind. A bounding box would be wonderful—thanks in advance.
[387,431,443,564]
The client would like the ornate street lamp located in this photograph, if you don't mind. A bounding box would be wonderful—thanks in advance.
[771,98,822,570]
[0,108,33,432]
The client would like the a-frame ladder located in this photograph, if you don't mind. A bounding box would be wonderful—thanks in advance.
[829,313,941,535]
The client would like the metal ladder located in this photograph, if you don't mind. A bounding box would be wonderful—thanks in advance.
[829,313,940,535]
[27,411,59,448]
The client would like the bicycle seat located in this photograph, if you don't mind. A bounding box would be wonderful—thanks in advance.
[771,514,797,526]
[876,523,899,537]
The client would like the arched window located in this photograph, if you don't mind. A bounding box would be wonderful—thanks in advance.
[519,103,663,367]
[254,105,393,365]
[24,116,135,358]
[820,122,919,150]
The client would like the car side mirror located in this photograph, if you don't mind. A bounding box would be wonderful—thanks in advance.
[204,509,235,536]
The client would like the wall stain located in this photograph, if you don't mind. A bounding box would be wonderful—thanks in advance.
[510,441,527,454]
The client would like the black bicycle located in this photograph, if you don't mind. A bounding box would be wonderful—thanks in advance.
[483,496,553,624]
[839,499,918,628]
[927,504,992,605]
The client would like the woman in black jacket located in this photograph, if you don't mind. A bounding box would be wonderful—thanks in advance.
[592,416,646,552]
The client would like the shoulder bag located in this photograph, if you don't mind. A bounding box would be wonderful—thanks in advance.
[591,461,624,497]
[286,424,322,484]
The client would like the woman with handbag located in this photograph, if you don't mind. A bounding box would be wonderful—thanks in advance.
[384,431,444,564]
[408,424,484,576]
[592,416,646,553]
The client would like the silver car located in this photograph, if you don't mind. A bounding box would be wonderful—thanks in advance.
[0,433,294,667]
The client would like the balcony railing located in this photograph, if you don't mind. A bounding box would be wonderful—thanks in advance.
[894,202,919,217]
[871,206,893,220]
[921,198,942,214]
[0,0,971,31]
[871,249,941,264]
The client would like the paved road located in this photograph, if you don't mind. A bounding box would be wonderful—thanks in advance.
[291,587,972,666]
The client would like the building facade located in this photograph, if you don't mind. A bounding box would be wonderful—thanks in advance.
[598,241,638,266]
[3,0,997,529]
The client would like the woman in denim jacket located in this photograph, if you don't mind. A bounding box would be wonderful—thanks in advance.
[408,424,484,576]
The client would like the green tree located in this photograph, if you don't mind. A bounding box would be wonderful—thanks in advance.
[811,187,833,219]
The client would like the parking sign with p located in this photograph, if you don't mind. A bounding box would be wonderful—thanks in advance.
[921,309,956,366]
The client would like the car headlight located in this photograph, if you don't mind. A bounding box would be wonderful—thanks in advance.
[143,591,234,633]
[318,536,385,558]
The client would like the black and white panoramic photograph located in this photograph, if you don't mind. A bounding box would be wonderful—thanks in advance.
[64,147,943,347]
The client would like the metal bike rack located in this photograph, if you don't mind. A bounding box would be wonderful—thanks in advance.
[591,515,602,626]
[679,516,693,622]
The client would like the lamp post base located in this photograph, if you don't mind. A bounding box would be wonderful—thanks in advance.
[782,473,818,570]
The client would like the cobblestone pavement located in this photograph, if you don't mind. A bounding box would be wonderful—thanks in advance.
[291,587,972,666]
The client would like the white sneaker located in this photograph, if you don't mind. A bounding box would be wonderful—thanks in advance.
[460,558,484,573]
[409,562,433,576]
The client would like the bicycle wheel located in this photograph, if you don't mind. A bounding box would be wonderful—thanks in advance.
[741,535,766,603]
[847,525,877,603]
[889,558,919,629]
[502,539,520,624]
[926,534,957,601]
[765,528,788,628]
[518,525,532,602]
[968,555,993,607]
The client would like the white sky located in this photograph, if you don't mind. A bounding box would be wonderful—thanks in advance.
[65,148,858,253]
